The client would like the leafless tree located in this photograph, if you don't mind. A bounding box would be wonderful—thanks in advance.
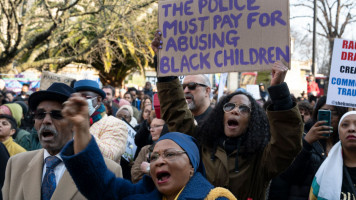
[292,0,356,73]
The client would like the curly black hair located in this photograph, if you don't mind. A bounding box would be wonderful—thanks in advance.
[197,91,270,157]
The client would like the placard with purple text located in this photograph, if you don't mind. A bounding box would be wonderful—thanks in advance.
[158,0,290,76]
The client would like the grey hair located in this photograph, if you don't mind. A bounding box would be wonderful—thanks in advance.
[201,74,211,88]
[183,74,211,88]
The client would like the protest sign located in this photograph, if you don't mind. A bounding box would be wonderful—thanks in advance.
[240,72,257,88]
[326,38,356,108]
[122,120,138,162]
[40,71,75,90]
[217,73,228,101]
[158,0,290,77]
[178,75,186,84]
[246,84,261,99]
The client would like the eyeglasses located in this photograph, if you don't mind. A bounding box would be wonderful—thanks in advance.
[223,103,251,115]
[182,82,207,90]
[149,124,164,130]
[34,110,63,120]
[149,149,186,163]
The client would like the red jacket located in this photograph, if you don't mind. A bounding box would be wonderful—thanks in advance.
[307,81,320,96]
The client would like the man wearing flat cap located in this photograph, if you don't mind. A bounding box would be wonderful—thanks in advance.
[74,80,128,163]
[2,82,122,200]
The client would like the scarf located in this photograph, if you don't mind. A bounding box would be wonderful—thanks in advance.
[309,141,343,200]
[90,104,106,125]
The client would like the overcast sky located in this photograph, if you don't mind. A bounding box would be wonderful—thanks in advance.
[290,0,356,41]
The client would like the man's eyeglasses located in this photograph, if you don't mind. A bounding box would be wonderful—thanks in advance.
[223,103,251,115]
[182,82,207,90]
[149,149,186,163]
[34,110,63,120]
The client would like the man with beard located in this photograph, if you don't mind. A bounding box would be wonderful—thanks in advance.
[182,75,212,124]
[2,82,122,200]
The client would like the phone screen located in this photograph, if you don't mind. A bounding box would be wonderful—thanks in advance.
[318,109,331,137]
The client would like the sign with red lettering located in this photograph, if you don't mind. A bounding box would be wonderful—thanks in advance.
[327,38,356,108]
[158,0,290,76]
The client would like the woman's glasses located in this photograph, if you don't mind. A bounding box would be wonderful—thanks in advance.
[34,110,63,120]
[223,103,251,115]
[182,82,207,90]
[149,149,186,163]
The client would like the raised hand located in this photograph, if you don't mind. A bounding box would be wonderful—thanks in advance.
[62,93,91,153]
[270,61,288,86]
[304,121,333,144]
[151,29,162,54]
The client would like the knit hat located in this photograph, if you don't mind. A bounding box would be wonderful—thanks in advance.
[117,105,133,117]
[14,101,28,115]
[118,99,131,107]
[2,103,23,127]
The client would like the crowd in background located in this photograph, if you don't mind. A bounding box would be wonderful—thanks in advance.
[0,66,355,200]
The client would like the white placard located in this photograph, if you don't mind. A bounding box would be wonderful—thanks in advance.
[246,84,261,100]
[218,73,228,101]
[326,38,356,108]
[121,121,137,162]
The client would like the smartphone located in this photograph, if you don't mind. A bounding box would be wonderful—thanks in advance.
[318,110,331,137]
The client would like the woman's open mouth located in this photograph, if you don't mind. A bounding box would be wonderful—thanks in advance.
[156,171,171,184]
[227,119,239,128]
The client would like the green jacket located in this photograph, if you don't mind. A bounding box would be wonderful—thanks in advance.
[157,78,303,200]
[14,129,31,150]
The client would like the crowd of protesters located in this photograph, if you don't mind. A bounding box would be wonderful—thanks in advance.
[0,46,355,199]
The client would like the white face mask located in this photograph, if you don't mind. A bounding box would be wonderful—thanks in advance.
[87,97,98,116]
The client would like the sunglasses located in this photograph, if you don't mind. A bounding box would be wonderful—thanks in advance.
[34,110,63,120]
[182,82,207,90]
[223,103,251,115]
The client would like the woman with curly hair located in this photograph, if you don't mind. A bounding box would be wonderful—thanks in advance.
[156,61,303,200]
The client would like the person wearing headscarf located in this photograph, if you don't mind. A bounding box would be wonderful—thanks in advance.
[152,31,303,199]
[60,93,237,200]
[156,62,303,199]
[310,111,356,199]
